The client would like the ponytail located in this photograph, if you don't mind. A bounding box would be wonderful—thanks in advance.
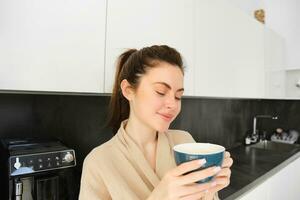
[106,49,137,133]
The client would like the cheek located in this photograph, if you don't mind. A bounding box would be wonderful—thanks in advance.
[177,102,182,113]
[146,94,165,112]
[174,101,181,116]
[135,89,182,117]
[135,91,161,113]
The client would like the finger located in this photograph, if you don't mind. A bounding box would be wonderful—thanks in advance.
[178,166,221,185]
[171,159,206,177]
[224,151,231,158]
[205,178,230,194]
[216,168,231,178]
[180,190,207,200]
[178,181,216,197]
[205,184,227,196]
[215,176,230,188]
[222,157,233,168]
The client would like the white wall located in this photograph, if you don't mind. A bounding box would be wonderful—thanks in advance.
[226,0,264,17]
[264,0,300,69]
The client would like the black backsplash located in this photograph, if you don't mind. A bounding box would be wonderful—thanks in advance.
[1,92,300,195]
[173,98,300,148]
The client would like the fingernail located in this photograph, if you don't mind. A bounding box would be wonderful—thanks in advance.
[205,189,209,193]
[213,166,221,173]
[198,159,206,165]
[211,181,217,187]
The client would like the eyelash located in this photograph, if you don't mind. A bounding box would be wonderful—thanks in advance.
[156,91,165,96]
[175,97,182,101]
[156,91,181,101]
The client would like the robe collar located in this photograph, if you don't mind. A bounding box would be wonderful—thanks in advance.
[114,120,175,187]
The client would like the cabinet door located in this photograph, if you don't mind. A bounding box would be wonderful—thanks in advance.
[105,0,195,95]
[194,0,265,98]
[238,179,270,200]
[268,157,300,200]
[238,157,300,200]
[264,27,286,98]
[286,70,300,98]
[0,0,106,93]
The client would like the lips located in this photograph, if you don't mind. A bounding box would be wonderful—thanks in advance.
[158,113,174,121]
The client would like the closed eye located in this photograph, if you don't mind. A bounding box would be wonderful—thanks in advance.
[156,91,165,96]
[175,96,182,100]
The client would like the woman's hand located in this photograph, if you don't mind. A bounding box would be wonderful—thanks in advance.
[148,151,233,200]
[147,159,222,200]
[203,151,233,199]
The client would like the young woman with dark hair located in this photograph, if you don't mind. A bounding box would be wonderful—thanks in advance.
[79,45,233,200]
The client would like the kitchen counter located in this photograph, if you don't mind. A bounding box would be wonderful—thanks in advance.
[218,143,300,199]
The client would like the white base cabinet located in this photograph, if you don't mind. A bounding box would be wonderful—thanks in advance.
[238,156,300,200]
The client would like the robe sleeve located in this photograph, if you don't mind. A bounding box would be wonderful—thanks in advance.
[79,154,111,200]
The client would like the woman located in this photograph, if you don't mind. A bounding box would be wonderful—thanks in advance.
[79,45,233,200]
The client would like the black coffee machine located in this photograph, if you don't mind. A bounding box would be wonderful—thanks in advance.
[0,138,77,200]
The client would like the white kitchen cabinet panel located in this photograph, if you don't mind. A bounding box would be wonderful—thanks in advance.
[0,0,106,93]
[264,27,286,98]
[265,70,286,98]
[105,0,195,95]
[286,69,300,98]
[238,156,300,200]
[194,0,265,98]
[268,156,300,200]
[238,178,270,200]
[264,28,285,70]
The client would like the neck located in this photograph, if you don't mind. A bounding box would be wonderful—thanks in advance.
[125,116,158,149]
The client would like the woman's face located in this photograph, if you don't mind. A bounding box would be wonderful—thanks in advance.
[130,62,184,132]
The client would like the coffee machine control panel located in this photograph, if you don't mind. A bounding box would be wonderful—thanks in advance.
[9,150,76,176]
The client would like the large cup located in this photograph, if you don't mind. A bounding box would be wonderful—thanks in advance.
[173,143,225,183]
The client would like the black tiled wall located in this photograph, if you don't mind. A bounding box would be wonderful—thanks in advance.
[1,93,300,196]
[173,98,300,148]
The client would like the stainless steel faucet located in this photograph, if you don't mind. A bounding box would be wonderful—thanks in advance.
[252,115,278,142]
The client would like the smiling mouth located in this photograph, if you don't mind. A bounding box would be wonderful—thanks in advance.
[158,113,174,121]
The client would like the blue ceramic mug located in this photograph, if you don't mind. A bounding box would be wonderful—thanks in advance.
[173,143,225,183]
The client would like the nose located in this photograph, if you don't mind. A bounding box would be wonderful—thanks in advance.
[165,95,177,109]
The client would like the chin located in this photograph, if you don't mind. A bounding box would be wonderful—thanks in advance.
[155,122,171,133]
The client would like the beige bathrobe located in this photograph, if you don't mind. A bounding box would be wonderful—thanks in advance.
[79,121,219,200]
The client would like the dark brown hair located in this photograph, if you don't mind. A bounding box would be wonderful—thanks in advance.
[107,45,184,133]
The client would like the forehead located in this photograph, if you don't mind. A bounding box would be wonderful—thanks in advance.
[141,62,184,88]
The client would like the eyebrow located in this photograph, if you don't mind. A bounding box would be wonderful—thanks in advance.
[153,82,184,92]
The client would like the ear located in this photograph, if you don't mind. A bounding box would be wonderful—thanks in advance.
[120,79,135,101]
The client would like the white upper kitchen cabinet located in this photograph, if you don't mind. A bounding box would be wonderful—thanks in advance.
[194,0,265,98]
[105,0,195,95]
[264,27,286,98]
[0,0,106,93]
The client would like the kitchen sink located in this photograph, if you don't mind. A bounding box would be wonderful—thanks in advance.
[250,140,300,152]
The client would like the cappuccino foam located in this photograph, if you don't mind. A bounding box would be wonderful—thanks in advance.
[173,143,224,155]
